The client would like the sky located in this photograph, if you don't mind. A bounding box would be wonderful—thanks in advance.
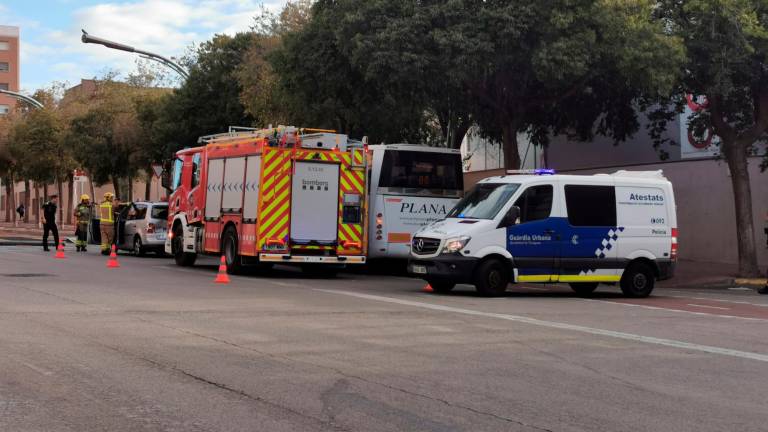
[1,0,287,92]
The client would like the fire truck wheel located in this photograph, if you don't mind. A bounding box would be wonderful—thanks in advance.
[172,225,197,267]
[223,227,243,274]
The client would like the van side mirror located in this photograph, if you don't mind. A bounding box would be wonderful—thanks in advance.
[500,206,521,228]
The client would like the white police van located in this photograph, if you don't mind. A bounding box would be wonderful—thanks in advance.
[409,170,677,297]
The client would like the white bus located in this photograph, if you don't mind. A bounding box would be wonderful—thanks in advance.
[368,144,464,259]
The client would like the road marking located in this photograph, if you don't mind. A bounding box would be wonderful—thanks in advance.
[588,299,768,322]
[20,361,53,376]
[316,289,768,363]
[686,303,730,310]
[666,295,768,308]
[729,287,754,291]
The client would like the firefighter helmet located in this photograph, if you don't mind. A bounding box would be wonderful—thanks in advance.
[103,192,114,201]
[80,194,90,201]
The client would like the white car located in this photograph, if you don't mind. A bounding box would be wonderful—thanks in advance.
[409,170,677,297]
[117,201,169,256]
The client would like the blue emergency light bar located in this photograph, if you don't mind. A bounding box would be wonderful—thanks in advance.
[534,168,556,175]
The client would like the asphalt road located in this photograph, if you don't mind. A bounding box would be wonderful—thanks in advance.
[1,246,767,432]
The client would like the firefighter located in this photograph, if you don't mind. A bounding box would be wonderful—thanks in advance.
[98,192,119,255]
[74,194,92,252]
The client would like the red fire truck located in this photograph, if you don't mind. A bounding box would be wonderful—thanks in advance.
[162,126,368,274]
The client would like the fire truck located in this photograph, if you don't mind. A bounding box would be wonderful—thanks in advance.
[162,126,368,274]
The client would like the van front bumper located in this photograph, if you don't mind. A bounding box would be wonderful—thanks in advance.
[408,254,479,284]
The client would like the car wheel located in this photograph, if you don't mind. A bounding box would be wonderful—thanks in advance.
[222,227,242,274]
[474,259,510,297]
[133,236,145,257]
[425,279,455,293]
[620,262,655,298]
[569,282,598,296]
[172,225,196,267]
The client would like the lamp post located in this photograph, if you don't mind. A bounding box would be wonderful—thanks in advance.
[0,89,44,109]
[80,30,189,80]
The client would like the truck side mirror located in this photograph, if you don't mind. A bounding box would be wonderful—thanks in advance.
[160,159,172,191]
[500,206,521,228]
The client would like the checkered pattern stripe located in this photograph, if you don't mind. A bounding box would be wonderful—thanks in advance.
[594,227,625,259]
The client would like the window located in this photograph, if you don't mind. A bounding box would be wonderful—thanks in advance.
[151,205,168,220]
[0,62,9,72]
[171,159,183,191]
[0,104,9,115]
[447,183,520,220]
[0,42,8,51]
[513,185,553,223]
[0,83,8,90]
[190,153,201,188]
[565,185,616,226]
[378,150,463,194]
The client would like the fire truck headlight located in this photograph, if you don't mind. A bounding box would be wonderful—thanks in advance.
[442,236,470,253]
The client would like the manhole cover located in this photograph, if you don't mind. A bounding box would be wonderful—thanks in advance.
[1,273,55,278]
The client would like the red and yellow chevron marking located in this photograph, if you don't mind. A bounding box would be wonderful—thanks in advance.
[258,148,292,251]
[337,150,366,255]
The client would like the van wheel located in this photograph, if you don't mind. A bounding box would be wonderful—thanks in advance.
[620,262,655,298]
[569,282,598,296]
[133,236,145,257]
[425,279,455,293]
[222,227,242,274]
[172,225,196,267]
[474,259,509,297]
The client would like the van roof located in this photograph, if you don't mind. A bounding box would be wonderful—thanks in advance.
[478,170,670,186]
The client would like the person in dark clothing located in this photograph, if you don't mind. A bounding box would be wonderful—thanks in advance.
[42,195,59,252]
[16,204,25,219]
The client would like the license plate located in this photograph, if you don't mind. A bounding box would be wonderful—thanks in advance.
[411,265,427,274]
[156,233,166,240]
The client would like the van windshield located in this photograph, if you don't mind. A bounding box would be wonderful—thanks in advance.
[378,150,463,196]
[447,183,520,220]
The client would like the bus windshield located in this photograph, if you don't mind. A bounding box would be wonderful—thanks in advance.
[378,150,463,196]
[447,183,520,220]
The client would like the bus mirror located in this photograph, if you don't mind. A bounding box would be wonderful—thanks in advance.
[161,159,173,191]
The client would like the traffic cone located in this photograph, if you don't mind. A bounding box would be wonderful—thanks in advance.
[55,240,66,259]
[106,244,120,268]
[422,283,433,293]
[214,255,230,284]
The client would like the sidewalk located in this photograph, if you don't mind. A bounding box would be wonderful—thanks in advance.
[0,221,78,246]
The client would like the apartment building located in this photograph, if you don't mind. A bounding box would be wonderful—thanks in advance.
[0,25,20,115]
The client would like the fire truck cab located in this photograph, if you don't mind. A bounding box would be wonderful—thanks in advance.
[163,126,368,274]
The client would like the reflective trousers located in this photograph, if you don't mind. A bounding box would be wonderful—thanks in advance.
[100,223,114,253]
[75,223,88,247]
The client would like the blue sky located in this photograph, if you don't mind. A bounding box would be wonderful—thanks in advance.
[1,0,286,92]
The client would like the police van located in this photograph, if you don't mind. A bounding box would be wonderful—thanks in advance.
[409,170,677,297]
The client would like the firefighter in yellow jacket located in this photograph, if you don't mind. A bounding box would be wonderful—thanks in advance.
[98,192,119,255]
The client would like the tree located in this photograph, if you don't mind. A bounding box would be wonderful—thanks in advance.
[657,0,768,277]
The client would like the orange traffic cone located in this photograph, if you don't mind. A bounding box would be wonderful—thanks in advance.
[106,244,120,268]
[55,240,66,259]
[214,255,230,284]
[422,283,434,293]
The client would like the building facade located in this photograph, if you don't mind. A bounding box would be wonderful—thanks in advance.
[0,25,20,115]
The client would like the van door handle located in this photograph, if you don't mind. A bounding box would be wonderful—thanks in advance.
[543,229,555,234]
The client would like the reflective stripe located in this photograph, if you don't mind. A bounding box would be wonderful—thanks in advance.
[517,274,621,283]
[99,202,113,223]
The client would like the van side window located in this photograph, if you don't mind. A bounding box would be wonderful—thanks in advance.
[513,185,553,223]
[191,154,201,188]
[565,185,616,226]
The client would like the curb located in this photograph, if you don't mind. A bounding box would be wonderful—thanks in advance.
[733,278,768,287]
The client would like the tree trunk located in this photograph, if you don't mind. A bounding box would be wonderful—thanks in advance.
[502,122,521,170]
[4,176,11,223]
[10,174,16,225]
[88,174,96,205]
[128,174,134,202]
[723,141,760,277]
[451,120,471,150]
[57,177,64,227]
[34,182,40,226]
[145,168,152,201]
[66,174,74,225]
[23,179,30,223]
[44,183,48,201]
[112,176,121,201]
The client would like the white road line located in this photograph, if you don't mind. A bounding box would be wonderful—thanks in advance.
[686,304,730,310]
[666,294,768,308]
[316,289,768,363]
[585,299,768,322]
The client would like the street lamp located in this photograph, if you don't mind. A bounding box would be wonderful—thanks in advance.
[0,89,44,109]
[80,29,189,80]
